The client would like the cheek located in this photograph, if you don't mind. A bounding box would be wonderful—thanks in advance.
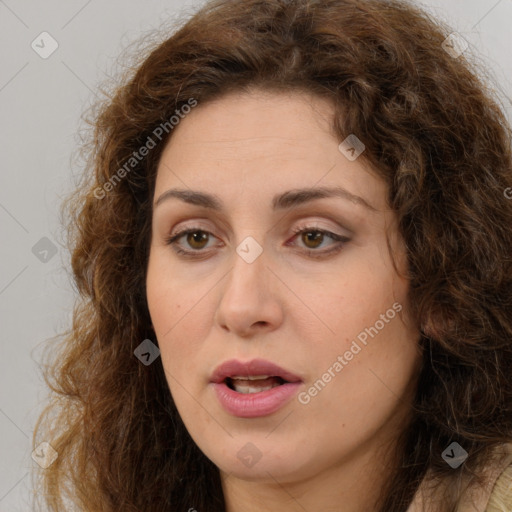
[147,256,191,374]
[147,291,207,372]
[147,251,207,337]
[298,261,416,401]
[303,264,403,343]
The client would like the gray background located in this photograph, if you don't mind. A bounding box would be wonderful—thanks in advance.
[0,0,511,510]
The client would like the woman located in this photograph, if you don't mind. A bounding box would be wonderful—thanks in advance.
[33,0,512,510]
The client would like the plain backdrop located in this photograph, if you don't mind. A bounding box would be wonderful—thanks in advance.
[0,0,511,510]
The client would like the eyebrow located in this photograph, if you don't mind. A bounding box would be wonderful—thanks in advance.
[154,185,377,212]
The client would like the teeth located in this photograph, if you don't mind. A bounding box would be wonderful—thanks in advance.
[230,375,271,380]
[232,382,282,394]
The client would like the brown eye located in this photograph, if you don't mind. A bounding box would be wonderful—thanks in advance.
[186,231,209,249]
[166,225,349,259]
[165,228,217,255]
[301,230,324,249]
[288,226,350,257]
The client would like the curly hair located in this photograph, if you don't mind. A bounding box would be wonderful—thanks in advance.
[33,0,512,511]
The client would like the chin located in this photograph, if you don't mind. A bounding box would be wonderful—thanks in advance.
[203,436,316,482]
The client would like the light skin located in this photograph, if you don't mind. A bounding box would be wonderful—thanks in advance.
[146,88,422,512]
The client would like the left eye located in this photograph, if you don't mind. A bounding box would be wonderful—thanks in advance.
[164,226,350,257]
[289,226,349,252]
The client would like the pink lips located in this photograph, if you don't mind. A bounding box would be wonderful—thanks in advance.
[210,358,302,384]
[210,358,302,418]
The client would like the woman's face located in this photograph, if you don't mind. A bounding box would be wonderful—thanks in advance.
[146,89,421,485]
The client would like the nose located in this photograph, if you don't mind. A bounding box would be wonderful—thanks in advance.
[214,246,284,338]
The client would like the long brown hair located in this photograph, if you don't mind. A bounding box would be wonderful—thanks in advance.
[33,0,512,510]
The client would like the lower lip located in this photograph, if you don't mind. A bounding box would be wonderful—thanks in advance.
[211,381,302,418]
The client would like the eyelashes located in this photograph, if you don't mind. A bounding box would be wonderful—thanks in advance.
[164,224,351,259]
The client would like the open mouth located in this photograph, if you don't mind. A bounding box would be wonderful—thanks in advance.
[225,375,287,394]
[211,362,302,417]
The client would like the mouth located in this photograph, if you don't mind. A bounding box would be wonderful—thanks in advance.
[224,375,288,394]
[210,358,302,387]
[210,358,302,417]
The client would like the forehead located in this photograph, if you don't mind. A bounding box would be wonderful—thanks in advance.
[162,89,334,156]
[154,89,388,213]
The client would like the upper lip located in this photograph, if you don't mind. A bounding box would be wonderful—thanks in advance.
[210,358,302,384]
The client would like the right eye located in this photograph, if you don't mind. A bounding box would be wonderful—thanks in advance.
[164,228,220,256]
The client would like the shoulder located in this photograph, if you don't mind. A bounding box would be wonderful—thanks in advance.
[485,454,512,512]
[406,443,512,512]
[459,442,512,512]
